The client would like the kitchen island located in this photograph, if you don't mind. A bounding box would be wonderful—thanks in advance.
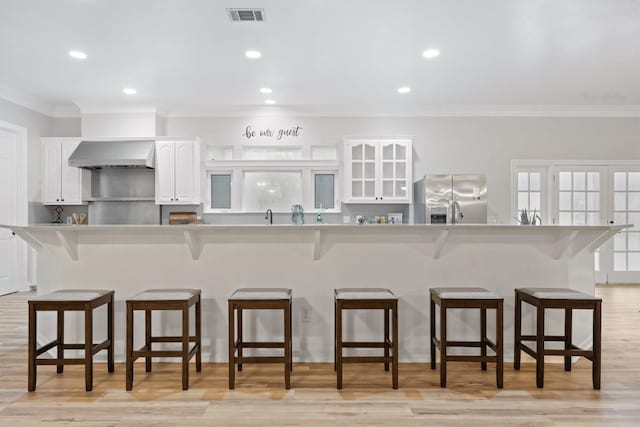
[2,223,626,363]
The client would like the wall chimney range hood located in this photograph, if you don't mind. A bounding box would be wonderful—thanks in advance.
[68,140,155,169]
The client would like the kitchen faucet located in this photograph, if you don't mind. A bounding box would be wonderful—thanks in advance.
[265,208,273,225]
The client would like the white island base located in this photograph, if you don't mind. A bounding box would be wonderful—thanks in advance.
[5,223,625,364]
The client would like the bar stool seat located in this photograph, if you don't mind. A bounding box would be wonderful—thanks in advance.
[125,289,202,391]
[431,287,499,299]
[334,288,399,389]
[514,287,602,389]
[231,288,292,300]
[518,288,598,300]
[228,288,292,389]
[430,287,504,388]
[28,289,115,392]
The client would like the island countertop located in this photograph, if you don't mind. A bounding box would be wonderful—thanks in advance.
[2,222,628,363]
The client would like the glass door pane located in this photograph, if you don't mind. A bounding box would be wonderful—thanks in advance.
[554,166,607,282]
[608,168,640,282]
[380,141,409,199]
[556,170,602,225]
[349,141,377,200]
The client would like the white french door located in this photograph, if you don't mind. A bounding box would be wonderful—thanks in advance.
[552,166,608,282]
[551,164,640,283]
[0,128,19,295]
[608,168,640,283]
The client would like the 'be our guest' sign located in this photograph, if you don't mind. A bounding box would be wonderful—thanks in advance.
[242,125,303,141]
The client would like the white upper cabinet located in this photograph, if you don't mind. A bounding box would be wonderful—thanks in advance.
[155,140,201,205]
[41,138,90,205]
[344,138,412,203]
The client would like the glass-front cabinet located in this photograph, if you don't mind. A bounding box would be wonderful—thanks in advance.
[344,138,412,203]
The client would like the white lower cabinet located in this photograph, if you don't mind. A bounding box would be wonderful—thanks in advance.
[155,140,201,205]
[42,138,90,205]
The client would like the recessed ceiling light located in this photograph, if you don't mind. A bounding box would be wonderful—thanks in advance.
[265,99,276,105]
[245,50,262,59]
[422,48,440,59]
[122,87,137,95]
[397,86,411,94]
[260,87,273,94]
[69,50,87,60]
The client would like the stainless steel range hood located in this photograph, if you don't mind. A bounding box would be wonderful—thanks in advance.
[68,140,155,169]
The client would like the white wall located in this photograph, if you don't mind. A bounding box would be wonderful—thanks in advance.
[166,116,640,223]
[81,112,159,137]
[0,98,52,223]
[52,117,81,137]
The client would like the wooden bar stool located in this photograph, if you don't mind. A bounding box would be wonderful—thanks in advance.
[334,288,398,389]
[228,288,292,389]
[125,289,202,391]
[430,287,504,388]
[28,289,114,392]
[514,288,602,389]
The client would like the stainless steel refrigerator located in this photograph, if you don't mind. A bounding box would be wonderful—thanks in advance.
[414,175,487,224]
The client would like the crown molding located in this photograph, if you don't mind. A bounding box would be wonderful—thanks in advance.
[163,104,640,118]
[51,104,81,118]
[74,101,160,115]
[2,86,640,119]
[0,84,54,116]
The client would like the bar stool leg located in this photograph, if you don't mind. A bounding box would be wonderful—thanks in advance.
[284,304,291,390]
[336,301,343,389]
[57,310,64,374]
[429,295,436,370]
[384,308,390,372]
[28,304,36,392]
[84,306,94,392]
[593,301,602,390]
[126,303,134,391]
[564,308,572,372]
[196,299,202,373]
[181,304,190,391]
[392,301,398,390]
[145,310,152,373]
[440,303,447,388]
[564,308,573,371]
[228,301,235,389]
[237,308,243,372]
[513,291,522,370]
[107,297,114,373]
[536,305,545,388]
[289,301,293,372]
[496,300,504,389]
[480,307,487,371]
[333,299,337,371]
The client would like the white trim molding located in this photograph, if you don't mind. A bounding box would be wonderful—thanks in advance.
[0,120,30,291]
[0,84,54,117]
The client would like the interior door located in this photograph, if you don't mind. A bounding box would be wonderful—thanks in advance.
[607,167,640,283]
[0,129,18,295]
[552,166,608,282]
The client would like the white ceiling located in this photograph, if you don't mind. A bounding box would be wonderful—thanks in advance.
[1,0,640,116]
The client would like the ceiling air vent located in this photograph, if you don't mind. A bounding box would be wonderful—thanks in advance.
[228,8,265,22]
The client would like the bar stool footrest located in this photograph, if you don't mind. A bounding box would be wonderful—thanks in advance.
[236,356,286,364]
[342,356,393,364]
[342,341,391,348]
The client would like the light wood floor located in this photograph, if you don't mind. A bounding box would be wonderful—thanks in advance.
[1,287,639,426]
